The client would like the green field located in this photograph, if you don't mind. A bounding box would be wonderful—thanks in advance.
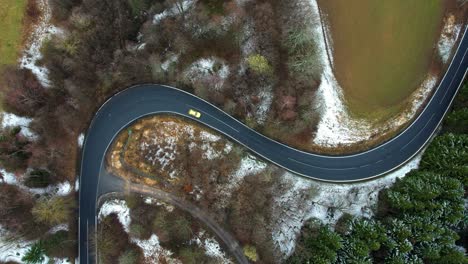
[0,0,28,67]
[318,0,444,120]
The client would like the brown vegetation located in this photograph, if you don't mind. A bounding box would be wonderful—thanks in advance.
[98,214,143,264]
[0,184,44,240]
[108,115,293,263]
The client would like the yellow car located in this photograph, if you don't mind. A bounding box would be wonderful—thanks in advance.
[188,109,201,118]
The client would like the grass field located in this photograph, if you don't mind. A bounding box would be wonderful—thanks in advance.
[318,0,444,120]
[0,0,28,67]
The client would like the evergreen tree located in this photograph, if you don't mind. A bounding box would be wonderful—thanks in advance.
[22,241,46,264]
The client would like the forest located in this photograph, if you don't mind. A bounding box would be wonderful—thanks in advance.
[289,82,468,263]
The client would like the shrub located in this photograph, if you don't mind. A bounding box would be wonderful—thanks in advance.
[24,169,51,188]
[284,29,322,81]
[246,54,273,75]
[288,219,342,264]
[42,230,75,258]
[98,214,133,264]
[0,126,32,172]
[129,224,145,238]
[200,0,225,15]
[0,185,41,239]
[172,218,193,242]
[178,246,211,264]
[32,196,75,226]
[444,108,468,134]
[118,249,138,264]
[420,133,468,172]
[50,0,80,22]
[22,241,46,264]
[127,0,150,16]
[337,219,387,263]
[243,245,258,262]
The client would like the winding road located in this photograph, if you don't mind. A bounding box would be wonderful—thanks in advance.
[79,27,467,263]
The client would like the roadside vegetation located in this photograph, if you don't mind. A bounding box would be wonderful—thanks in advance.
[289,80,468,263]
[98,194,234,263]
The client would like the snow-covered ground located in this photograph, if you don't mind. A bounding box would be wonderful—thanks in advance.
[0,226,34,263]
[77,133,84,148]
[19,0,62,87]
[185,57,231,91]
[136,118,233,174]
[1,112,38,140]
[153,0,195,25]
[191,231,233,263]
[0,225,71,263]
[310,0,457,148]
[0,167,73,197]
[271,151,424,257]
[99,199,131,232]
[161,53,180,71]
[438,14,462,63]
[253,86,274,125]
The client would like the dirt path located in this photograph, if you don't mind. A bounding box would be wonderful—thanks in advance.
[124,181,249,264]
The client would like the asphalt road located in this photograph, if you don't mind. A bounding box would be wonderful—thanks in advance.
[79,27,467,263]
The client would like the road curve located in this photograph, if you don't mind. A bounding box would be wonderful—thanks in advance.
[79,28,467,263]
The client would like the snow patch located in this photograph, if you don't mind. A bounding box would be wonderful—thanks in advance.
[49,224,69,234]
[19,0,63,87]
[234,154,267,180]
[28,180,73,197]
[77,133,84,148]
[438,14,461,63]
[254,86,274,125]
[0,168,18,185]
[191,231,233,263]
[0,168,73,197]
[132,234,179,263]
[1,113,37,140]
[161,53,180,71]
[98,199,131,232]
[55,181,72,196]
[0,226,35,263]
[153,0,195,24]
[185,57,230,91]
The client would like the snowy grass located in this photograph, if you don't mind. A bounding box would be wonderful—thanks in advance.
[136,118,232,176]
[161,53,180,71]
[191,231,233,263]
[438,14,461,63]
[253,86,274,125]
[185,57,230,91]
